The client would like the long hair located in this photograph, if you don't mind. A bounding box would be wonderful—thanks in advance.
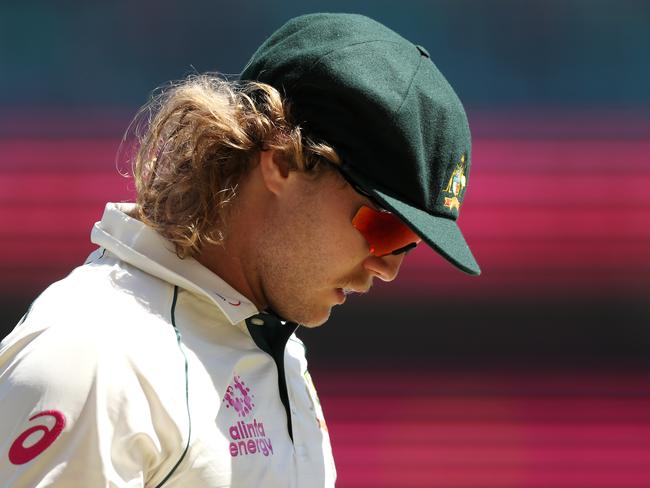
[125,74,340,258]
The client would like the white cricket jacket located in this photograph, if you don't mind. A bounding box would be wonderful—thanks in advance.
[0,202,336,487]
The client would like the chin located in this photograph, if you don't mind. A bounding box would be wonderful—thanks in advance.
[299,316,329,328]
[283,306,332,328]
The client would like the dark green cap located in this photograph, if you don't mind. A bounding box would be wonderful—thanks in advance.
[241,13,480,275]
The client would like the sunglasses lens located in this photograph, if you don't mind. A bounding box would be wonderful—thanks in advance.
[352,206,421,257]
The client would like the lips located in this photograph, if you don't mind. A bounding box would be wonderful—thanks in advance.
[334,288,346,304]
[334,287,370,305]
[342,285,371,295]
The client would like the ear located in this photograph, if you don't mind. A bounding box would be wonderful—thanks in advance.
[258,149,291,196]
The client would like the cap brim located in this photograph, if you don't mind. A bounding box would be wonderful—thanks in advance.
[371,188,481,275]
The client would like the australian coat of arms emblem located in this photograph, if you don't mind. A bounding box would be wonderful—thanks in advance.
[443,154,467,211]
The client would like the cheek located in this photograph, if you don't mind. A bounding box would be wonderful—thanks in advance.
[316,197,371,265]
[316,214,370,277]
[279,180,370,281]
[278,215,353,288]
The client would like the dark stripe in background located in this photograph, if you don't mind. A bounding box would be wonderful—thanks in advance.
[1,1,649,486]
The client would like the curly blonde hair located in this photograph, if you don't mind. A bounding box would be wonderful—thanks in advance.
[125,74,341,259]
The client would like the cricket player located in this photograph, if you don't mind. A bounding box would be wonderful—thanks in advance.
[0,13,480,487]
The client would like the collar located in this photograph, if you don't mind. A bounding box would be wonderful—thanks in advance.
[90,202,259,325]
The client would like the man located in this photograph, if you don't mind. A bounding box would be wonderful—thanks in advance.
[0,13,479,487]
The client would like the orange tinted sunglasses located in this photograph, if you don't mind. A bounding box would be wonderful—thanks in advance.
[352,205,422,257]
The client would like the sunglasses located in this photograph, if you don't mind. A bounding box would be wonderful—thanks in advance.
[352,205,422,257]
[332,164,421,257]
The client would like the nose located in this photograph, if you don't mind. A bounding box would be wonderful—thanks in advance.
[362,253,405,282]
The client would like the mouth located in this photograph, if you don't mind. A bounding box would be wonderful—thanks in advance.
[342,288,360,296]
[335,280,372,304]
[334,288,347,304]
[338,286,370,297]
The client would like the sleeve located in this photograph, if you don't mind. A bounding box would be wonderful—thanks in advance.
[0,310,189,488]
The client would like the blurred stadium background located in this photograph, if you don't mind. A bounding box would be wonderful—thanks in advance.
[1,1,649,486]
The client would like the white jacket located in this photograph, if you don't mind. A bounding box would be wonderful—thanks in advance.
[0,203,336,487]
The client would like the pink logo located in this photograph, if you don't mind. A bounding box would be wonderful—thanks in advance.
[222,375,273,458]
[222,375,255,418]
[9,410,66,465]
[214,292,242,307]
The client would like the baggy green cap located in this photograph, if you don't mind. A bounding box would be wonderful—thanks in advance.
[241,13,480,275]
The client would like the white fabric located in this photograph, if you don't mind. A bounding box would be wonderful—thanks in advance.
[0,203,336,487]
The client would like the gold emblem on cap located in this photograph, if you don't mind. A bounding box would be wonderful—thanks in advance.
[443,154,467,211]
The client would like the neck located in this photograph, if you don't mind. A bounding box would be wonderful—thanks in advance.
[196,236,266,312]
[195,159,278,312]
[195,173,270,311]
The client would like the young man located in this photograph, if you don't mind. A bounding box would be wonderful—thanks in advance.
[0,13,479,487]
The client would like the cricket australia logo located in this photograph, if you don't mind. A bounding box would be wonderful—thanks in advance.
[222,375,273,458]
[443,153,467,212]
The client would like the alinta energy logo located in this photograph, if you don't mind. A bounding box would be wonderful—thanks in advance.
[222,375,273,458]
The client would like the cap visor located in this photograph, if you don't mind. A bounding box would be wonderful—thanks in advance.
[371,189,481,275]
